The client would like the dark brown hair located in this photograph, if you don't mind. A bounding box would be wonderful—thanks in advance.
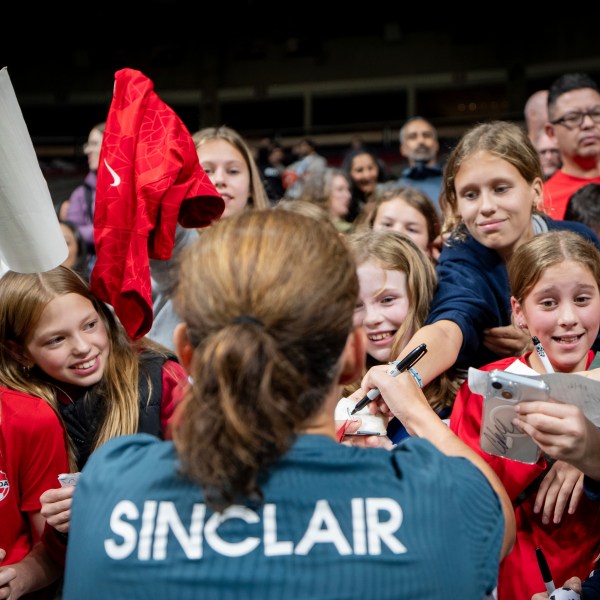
[172,209,358,510]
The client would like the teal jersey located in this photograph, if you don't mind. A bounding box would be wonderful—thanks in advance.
[63,433,503,600]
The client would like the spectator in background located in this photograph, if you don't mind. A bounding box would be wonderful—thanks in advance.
[193,126,271,218]
[394,117,444,214]
[524,89,562,181]
[524,89,550,142]
[340,134,366,169]
[354,186,441,261]
[282,137,327,200]
[56,198,71,222]
[346,134,366,154]
[257,138,286,203]
[59,219,91,281]
[296,167,353,233]
[340,135,388,175]
[564,182,600,236]
[343,147,390,223]
[65,122,105,260]
[534,131,562,180]
[543,73,600,219]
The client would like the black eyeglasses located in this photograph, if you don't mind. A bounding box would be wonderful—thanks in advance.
[550,107,600,130]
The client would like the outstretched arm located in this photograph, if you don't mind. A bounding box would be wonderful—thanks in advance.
[483,323,532,358]
[393,320,463,387]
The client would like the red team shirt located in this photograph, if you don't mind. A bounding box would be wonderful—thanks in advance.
[0,388,68,580]
[450,351,600,600]
[542,169,600,219]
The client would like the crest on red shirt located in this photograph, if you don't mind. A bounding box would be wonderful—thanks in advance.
[0,470,9,501]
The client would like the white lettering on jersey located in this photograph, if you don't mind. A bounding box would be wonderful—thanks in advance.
[153,502,205,560]
[365,498,406,554]
[295,499,351,555]
[351,497,366,555]
[105,500,139,559]
[104,497,406,560]
[205,506,260,556]
[139,500,157,559]
[264,503,293,556]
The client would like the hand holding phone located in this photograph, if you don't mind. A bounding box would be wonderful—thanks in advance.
[480,370,549,463]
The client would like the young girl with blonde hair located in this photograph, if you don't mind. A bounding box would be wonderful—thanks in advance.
[451,230,600,600]
[0,266,187,532]
[346,229,457,441]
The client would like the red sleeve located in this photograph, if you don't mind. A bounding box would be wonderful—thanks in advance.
[450,380,545,501]
[160,359,188,439]
[17,401,70,513]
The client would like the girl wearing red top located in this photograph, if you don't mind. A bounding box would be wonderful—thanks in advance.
[450,230,600,600]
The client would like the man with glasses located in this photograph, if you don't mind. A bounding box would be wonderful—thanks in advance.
[543,73,600,219]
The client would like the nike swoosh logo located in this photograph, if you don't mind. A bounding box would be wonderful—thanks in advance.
[104,159,121,187]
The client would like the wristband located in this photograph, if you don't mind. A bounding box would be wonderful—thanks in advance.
[408,367,422,388]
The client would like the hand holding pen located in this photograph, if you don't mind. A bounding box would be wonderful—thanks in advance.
[536,547,556,595]
[535,547,581,600]
[351,343,427,415]
[532,336,555,373]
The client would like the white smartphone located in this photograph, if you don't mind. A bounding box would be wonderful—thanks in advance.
[480,370,549,463]
[486,370,550,403]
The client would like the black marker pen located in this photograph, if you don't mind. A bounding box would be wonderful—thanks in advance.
[350,343,427,415]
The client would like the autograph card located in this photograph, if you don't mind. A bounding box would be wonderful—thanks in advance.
[58,472,81,487]
[335,397,387,436]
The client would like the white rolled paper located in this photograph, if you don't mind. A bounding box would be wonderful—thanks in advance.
[0,67,68,273]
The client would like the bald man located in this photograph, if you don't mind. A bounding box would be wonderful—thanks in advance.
[524,89,550,142]
[525,89,562,181]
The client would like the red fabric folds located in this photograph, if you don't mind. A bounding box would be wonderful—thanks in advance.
[90,68,224,340]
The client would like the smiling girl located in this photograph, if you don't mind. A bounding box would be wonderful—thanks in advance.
[343,148,389,223]
[0,266,188,534]
[450,230,600,600]
[350,230,435,365]
[345,230,456,442]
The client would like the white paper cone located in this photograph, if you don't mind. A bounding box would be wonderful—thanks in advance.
[0,67,68,273]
